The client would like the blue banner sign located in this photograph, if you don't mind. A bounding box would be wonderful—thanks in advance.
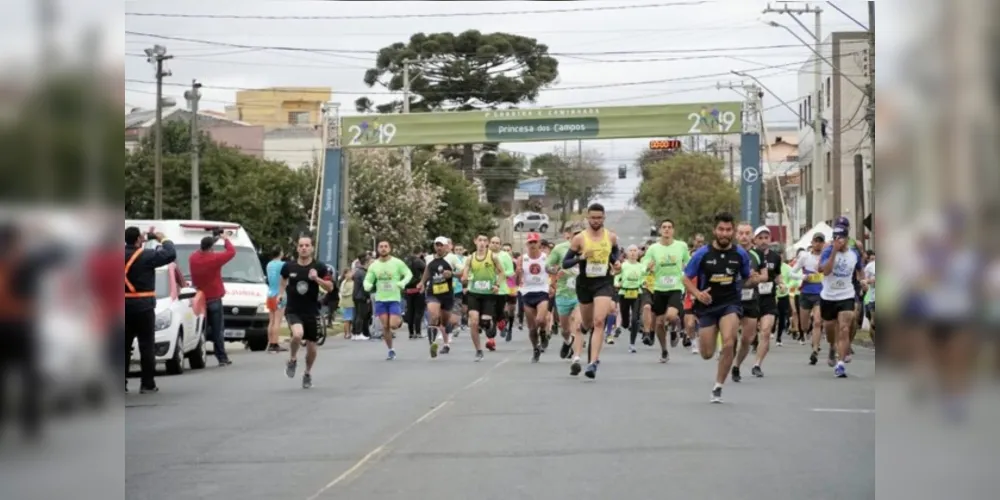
[739,133,762,227]
[316,148,342,270]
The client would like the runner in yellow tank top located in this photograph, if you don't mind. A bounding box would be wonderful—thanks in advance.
[561,203,621,380]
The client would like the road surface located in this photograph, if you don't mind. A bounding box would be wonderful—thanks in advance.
[606,209,654,247]
[123,332,876,500]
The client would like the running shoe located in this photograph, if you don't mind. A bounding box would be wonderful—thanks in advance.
[531,348,541,364]
[440,344,451,355]
[752,365,763,378]
[629,344,637,354]
[540,332,550,352]
[711,387,723,404]
[570,359,582,376]
[731,366,742,383]
[486,338,496,351]
[560,338,573,360]
[430,342,439,359]
[827,348,837,367]
[285,359,297,378]
[660,351,669,364]
[584,362,599,379]
[475,350,484,362]
[834,363,847,378]
[387,349,396,361]
[809,351,819,366]
[302,373,313,389]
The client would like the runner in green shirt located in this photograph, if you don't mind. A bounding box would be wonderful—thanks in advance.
[776,261,794,346]
[363,241,413,360]
[616,245,645,352]
[462,235,505,361]
[639,219,690,362]
[546,226,582,359]
[491,238,517,339]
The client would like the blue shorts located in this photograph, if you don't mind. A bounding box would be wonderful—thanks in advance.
[374,301,402,317]
[341,307,355,321]
[555,296,578,316]
[695,303,743,329]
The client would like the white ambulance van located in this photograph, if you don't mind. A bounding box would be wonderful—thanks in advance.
[125,220,273,351]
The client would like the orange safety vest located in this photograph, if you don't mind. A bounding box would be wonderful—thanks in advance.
[124,247,156,299]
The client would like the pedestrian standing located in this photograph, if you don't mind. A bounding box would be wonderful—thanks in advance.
[404,249,426,339]
[124,226,177,393]
[352,253,372,339]
[189,230,236,366]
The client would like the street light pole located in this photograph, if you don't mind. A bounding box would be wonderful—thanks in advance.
[184,80,202,220]
[146,44,173,219]
[402,60,412,175]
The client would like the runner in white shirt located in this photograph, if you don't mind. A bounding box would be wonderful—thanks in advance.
[518,233,551,363]
[819,225,863,378]
[792,234,826,363]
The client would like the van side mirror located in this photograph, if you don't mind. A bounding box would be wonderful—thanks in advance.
[179,287,197,300]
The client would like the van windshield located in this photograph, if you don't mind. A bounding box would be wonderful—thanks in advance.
[173,244,267,285]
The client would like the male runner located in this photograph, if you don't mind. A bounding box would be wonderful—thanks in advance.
[491,238,517,340]
[363,241,413,361]
[684,241,699,354]
[794,233,827,365]
[862,250,875,346]
[638,245,656,347]
[820,225,864,378]
[684,212,752,403]
[562,203,622,379]
[775,258,794,346]
[731,223,767,383]
[452,243,468,334]
[418,237,458,358]
[518,233,551,362]
[461,235,505,361]
[750,226,784,377]
[547,225,582,360]
[641,219,690,363]
[280,235,334,389]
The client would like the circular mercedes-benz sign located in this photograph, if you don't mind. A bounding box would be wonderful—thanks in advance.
[232,307,239,315]
[742,167,759,183]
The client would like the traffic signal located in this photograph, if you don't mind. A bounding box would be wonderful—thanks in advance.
[618,165,627,179]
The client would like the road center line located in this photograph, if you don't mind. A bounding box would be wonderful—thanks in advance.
[305,353,518,500]
[811,408,875,414]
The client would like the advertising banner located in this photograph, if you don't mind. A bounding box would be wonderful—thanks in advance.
[315,148,342,270]
[739,133,762,228]
[341,102,743,147]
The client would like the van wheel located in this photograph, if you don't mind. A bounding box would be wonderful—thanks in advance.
[188,333,207,370]
[165,332,185,375]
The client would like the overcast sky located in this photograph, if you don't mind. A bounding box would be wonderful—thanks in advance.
[122,0,895,208]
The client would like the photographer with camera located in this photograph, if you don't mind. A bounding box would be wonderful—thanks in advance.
[124,226,177,393]
[189,228,236,366]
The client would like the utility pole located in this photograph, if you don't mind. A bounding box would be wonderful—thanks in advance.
[184,80,203,220]
[145,45,173,219]
[867,1,875,244]
[764,3,823,224]
[729,143,735,185]
[402,60,413,175]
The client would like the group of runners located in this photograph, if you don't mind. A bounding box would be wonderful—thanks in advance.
[274,203,874,403]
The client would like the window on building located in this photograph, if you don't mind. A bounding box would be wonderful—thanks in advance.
[288,111,310,126]
[826,77,832,107]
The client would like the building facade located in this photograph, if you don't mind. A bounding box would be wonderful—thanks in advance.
[225,87,331,130]
[125,107,265,157]
[797,31,873,230]
[263,127,323,169]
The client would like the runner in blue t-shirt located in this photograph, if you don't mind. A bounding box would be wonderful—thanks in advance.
[265,249,287,352]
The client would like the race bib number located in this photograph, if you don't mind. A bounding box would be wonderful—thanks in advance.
[624,289,639,299]
[758,282,774,295]
[526,274,545,285]
[807,273,823,283]
[473,280,491,292]
[741,288,755,301]
[657,276,679,288]
[566,277,577,289]
[432,283,449,295]
[378,280,396,292]
[831,278,849,290]
[585,262,608,278]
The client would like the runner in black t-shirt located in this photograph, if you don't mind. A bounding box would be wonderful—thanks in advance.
[418,237,457,359]
[279,235,332,389]
[733,223,768,383]
[683,212,752,404]
[751,226,784,378]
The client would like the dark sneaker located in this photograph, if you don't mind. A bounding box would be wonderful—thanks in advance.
[809,351,819,366]
[139,385,159,394]
[827,348,837,367]
[570,360,582,376]
[560,339,573,360]
[731,366,742,383]
[711,387,723,404]
[584,362,598,379]
[302,373,313,389]
[475,350,484,362]
[752,365,764,378]
[660,351,669,364]
[219,359,232,367]
[540,332,550,351]
[440,344,450,355]
[285,359,297,378]
[642,333,654,346]
[531,348,541,364]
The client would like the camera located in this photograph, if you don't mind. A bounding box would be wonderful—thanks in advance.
[211,227,224,238]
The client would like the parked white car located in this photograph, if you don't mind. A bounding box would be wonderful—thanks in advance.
[513,212,550,233]
[130,263,207,375]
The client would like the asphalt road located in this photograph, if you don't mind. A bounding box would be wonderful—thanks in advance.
[124,330,875,500]
[606,209,654,247]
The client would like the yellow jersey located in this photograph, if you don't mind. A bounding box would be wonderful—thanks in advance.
[581,229,612,278]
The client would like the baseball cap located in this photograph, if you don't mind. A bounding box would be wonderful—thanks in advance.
[433,236,449,245]
[832,225,849,239]
[834,216,850,228]
[753,226,771,238]
[811,232,826,242]
[526,232,541,243]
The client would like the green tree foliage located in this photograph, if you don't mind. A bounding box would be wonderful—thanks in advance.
[482,151,525,206]
[125,121,316,253]
[636,153,740,239]
[417,152,496,248]
[0,73,123,202]
[635,148,679,181]
[354,30,559,170]
[530,148,610,232]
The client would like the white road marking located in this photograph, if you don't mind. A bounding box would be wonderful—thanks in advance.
[305,354,516,500]
[811,408,875,414]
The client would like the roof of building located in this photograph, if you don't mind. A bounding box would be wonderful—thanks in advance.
[264,127,322,139]
[125,107,253,129]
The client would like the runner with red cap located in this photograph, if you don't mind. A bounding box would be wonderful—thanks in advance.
[518,233,552,363]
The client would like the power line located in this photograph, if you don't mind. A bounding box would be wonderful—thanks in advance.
[125,2,709,20]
